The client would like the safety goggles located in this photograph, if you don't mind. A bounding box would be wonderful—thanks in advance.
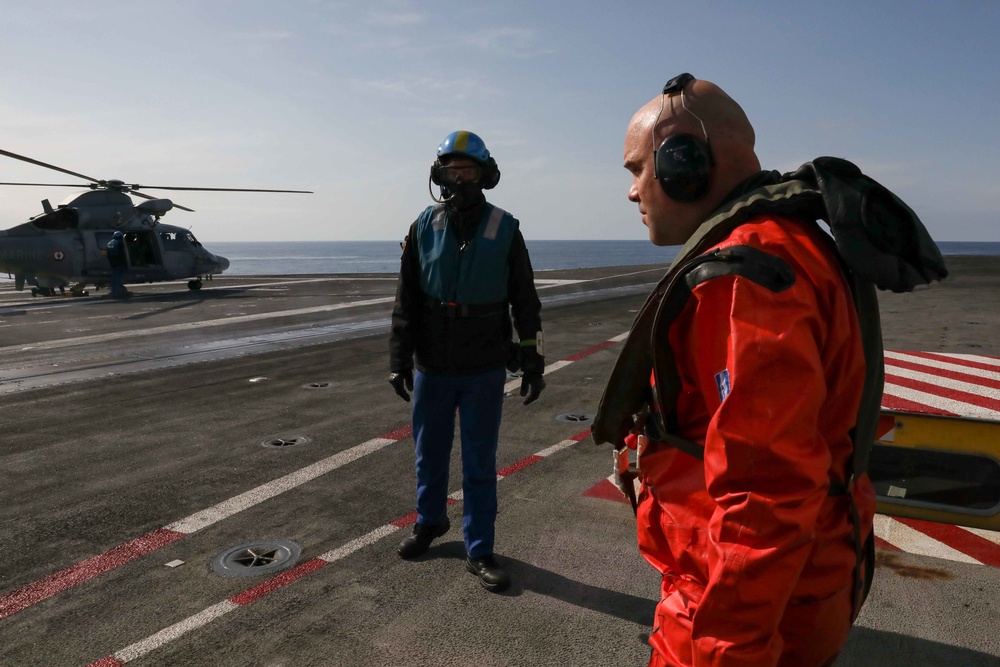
[436,162,481,185]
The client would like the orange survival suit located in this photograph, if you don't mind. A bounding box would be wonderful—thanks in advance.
[594,160,947,667]
[638,215,874,667]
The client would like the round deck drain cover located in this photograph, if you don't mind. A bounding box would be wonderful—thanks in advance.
[211,539,301,578]
[260,435,312,448]
[554,412,595,424]
[302,381,337,390]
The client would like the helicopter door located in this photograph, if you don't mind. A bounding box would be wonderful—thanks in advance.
[123,231,161,268]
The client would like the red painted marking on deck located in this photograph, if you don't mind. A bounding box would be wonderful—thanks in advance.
[1,424,418,621]
[228,558,328,606]
[382,425,413,441]
[895,517,1000,568]
[889,356,1000,391]
[389,498,458,529]
[86,657,125,667]
[0,528,185,620]
[564,339,616,362]
[390,511,419,528]
[885,373,1000,412]
[881,393,958,416]
[901,350,1000,373]
[583,478,629,504]
[569,430,592,442]
[498,455,542,477]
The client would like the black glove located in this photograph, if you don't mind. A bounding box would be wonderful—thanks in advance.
[520,372,545,405]
[518,345,545,405]
[389,370,413,402]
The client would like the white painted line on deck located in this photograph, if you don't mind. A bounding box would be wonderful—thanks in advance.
[165,436,401,534]
[84,431,593,667]
[0,296,396,354]
[1,331,631,622]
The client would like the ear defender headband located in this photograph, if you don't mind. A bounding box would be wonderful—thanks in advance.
[653,72,714,202]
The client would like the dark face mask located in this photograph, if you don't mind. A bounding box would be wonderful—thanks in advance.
[440,183,484,210]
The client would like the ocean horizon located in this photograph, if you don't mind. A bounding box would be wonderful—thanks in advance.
[204,240,1000,276]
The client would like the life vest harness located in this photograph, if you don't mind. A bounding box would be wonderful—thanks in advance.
[594,157,948,619]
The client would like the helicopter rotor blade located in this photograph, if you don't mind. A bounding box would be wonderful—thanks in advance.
[0,182,91,187]
[132,185,313,194]
[0,148,101,184]
[129,189,195,212]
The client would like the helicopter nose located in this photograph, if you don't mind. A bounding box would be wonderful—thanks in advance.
[215,255,230,272]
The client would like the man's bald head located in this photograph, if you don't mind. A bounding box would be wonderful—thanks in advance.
[624,77,761,246]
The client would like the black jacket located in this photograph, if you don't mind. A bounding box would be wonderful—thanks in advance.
[389,197,542,375]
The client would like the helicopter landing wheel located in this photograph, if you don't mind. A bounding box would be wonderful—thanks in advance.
[188,279,203,291]
[30,288,37,297]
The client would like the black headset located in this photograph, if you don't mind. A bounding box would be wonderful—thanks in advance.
[429,156,501,190]
[653,72,713,202]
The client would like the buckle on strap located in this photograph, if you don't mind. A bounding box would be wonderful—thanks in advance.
[442,302,469,318]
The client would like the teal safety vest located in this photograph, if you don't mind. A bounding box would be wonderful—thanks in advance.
[416,203,517,305]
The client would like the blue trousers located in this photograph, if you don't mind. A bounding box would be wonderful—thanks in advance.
[110,266,126,298]
[411,367,506,559]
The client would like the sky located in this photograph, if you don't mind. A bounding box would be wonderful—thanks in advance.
[1,1,998,244]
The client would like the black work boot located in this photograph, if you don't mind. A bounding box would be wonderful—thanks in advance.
[466,554,511,593]
[396,518,450,559]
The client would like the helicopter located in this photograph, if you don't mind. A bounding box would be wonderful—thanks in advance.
[0,148,311,297]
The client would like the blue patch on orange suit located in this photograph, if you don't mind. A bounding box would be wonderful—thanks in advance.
[714,369,731,403]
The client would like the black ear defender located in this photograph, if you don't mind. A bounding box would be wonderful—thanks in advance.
[429,157,501,190]
[653,72,714,202]
[481,157,500,190]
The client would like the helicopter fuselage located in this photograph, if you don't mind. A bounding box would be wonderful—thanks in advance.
[0,190,229,295]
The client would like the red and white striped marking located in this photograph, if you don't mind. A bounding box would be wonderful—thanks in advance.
[1,331,627,621]
[875,515,1000,567]
[883,350,1000,419]
[84,431,592,667]
[585,475,1000,568]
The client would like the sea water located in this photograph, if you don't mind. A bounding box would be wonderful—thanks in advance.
[206,240,1000,276]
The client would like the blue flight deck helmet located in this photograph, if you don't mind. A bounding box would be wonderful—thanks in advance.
[112,231,124,239]
[429,130,501,200]
[437,130,491,163]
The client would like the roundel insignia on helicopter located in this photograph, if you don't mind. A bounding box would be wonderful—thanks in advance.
[52,249,67,261]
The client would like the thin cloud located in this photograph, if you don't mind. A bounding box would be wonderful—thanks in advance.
[459,27,555,57]
[228,30,297,41]
[351,76,499,102]
[365,11,425,27]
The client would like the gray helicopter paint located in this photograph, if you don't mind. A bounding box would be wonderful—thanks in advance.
[0,148,309,293]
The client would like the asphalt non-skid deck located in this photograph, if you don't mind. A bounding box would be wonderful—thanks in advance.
[1,259,998,666]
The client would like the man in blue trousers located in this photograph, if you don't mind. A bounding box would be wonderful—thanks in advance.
[388,130,545,593]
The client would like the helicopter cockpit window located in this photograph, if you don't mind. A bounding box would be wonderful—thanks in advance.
[159,231,191,250]
[185,231,203,247]
[31,207,78,231]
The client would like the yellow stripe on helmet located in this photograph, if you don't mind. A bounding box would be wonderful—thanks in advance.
[453,131,470,152]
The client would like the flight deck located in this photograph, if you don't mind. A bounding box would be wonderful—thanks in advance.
[1,261,998,666]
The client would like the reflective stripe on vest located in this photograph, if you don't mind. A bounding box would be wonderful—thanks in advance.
[416,203,517,304]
